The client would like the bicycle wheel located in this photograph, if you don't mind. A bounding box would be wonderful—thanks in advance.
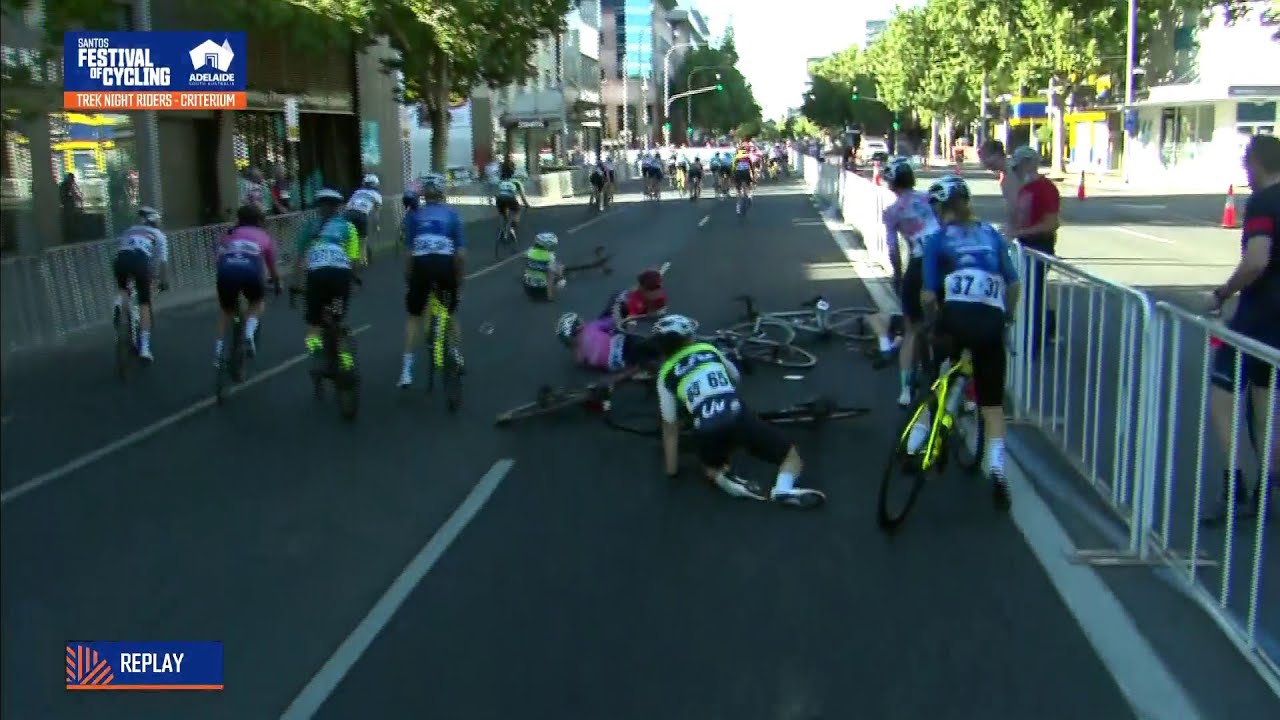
[737,340,817,369]
[951,402,985,474]
[759,398,872,426]
[336,373,359,421]
[115,322,133,382]
[494,386,597,426]
[721,318,797,345]
[444,355,463,413]
[877,395,937,532]
[602,380,660,436]
[787,307,877,341]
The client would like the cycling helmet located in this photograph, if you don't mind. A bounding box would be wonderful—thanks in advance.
[928,175,970,205]
[420,173,447,200]
[362,173,380,189]
[314,188,344,204]
[137,206,162,225]
[533,232,559,250]
[651,314,698,339]
[402,190,420,209]
[236,204,264,227]
[555,312,583,346]
[637,268,663,291]
[1010,145,1040,167]
[882,157,915,188]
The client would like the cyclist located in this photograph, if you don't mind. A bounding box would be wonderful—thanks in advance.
[602,267,668,323]
[556,311,658,373]
[732,145,754,208]
[588,160,607,207]
[667,152,679,192]
[523,231,565,301]
[111,206,170,362]
[688,157,704,199]
[917,175,1021,509]
[399,173,466,388]
[214,204,280,363]
[869,158,940,407]
[602,156,617,203]
[345,173,382,264]
[402,189,420,212]
[708,152,723,189]
[291,188,361,375]
[677,153,690,193]
[651,314,825,507]
[495,177,528,239]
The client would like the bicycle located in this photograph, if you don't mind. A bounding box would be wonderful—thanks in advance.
[495,210,519,259]
[494,367,648,427]
[877,346,985,532]
[215,301,251,404]
[289,279,362,421]
[604,390,870,438]
[736,190,752,217]
[617,316,817,370]
[114,282,144,382]
[734,294,876,343]
[423,291,462,413]
[689,174,702,201]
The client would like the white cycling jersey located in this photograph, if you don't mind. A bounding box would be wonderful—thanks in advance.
[117,225,170,264]
[346,187,383,215]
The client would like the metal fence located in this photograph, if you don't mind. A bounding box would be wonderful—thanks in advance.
[794,149,1280,693]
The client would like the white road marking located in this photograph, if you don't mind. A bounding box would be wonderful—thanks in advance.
[567,206,629,235]
[698,214,710,227]
[465,249,525,279]
[1112,226,1175,244]
[0,324,372,506]
[807,189,1202,720]
[1115,203,1167,211]
[279,458,514,720]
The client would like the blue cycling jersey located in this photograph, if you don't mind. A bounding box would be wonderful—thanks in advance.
[402,202,465,257]
[921,220,1019,312]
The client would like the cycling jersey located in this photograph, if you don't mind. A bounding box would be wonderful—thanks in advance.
[709,157,722,170]
[524,246,557,287]
[117,224,170,263]
[921,221,1019,312]
[495,180,518,200]
[402,203,464,257]
[603,287,667,322]
[883,190,940,263]
[657,342,743,430]
[346,187,383,216]
[217,225,276,277]
[296,216,360,270]
[576,317,627,371]
[733,154,752,172]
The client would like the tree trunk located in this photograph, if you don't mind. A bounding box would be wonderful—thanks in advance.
[426,59,452,173]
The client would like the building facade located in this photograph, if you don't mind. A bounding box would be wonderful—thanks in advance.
[600,0,687,147]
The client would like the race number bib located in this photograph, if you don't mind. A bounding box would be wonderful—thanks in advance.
[348,195,375,214]
[122,233,152,254]
[682,365,735,413]
[412,232,453,256]
[307,243,349,269]
[945,268,1004,308]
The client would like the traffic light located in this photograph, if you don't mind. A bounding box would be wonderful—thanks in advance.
[851,85,859,100]
[892,119,900,130]
[663,122,671,133]
[715,84,723,91]
[686,127,694,138]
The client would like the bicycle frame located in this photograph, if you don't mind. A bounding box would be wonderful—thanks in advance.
[427,293,451,371]
[898,351,974,471]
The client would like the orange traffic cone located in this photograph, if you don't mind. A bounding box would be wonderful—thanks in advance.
[1221,185,1238,228]
[872,160,882,186]
[1076,171,1086,200]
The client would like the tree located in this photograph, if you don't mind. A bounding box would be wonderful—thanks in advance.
[671,30,762,136]
[287,0,570,170]
[799,46,892,134]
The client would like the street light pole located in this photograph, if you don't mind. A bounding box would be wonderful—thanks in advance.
[686,65,728,142]
[662,42,696,146]
[1122,0,1137,184]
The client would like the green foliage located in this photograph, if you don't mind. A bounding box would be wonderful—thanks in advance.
[671,36,762,135]
[1,0,121,97]
[782,114,820,139]
[802,45,893,133]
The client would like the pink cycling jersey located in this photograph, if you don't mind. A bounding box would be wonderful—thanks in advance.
[575,318,625,371]
[883,190,938,265]
[217,225,278,277]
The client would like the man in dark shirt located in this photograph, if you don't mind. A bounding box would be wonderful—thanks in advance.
[1205,133,1280,524]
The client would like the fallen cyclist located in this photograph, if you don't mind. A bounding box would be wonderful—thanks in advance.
[649,314,825,508]
[602,267,668,323]
[556,312,659,379]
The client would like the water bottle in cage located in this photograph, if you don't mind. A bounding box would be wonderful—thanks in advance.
[814,297,831,329]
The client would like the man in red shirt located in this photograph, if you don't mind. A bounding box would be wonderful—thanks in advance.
[1010,145,1060,352]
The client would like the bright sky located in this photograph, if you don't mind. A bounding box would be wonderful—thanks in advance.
[688,0,923,120]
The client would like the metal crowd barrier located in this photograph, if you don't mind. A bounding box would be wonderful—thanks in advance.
[795,149,1280,691]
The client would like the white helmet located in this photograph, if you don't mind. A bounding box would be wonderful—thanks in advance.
[927,175,970,205]
[314,188,344,203]
[420,173,447,199]
[534,232,558,250]
[362,173,380,189]
[555,312,583,346]
[137,206,162,225]
[882,156,914,186]
[651,314,699,339]
[1010,145,1040,167]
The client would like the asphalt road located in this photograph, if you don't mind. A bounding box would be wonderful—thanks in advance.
[3,175,1145,719]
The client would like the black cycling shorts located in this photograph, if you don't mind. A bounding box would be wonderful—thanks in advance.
[406,254,459,315]
[215,264,265,312]
[734,169,752,187]
[496,195,520,215]
[344,209,370,240]
[304,266,353,327]
[524,283,550,302]
[718,166,731,178]
[606,170,616,184]
[113,249,153,304]
[688,168,703,180]
[695,407,792,469]
[936,303,1007,408]
[589,172,604,189]
[900,258,924,322]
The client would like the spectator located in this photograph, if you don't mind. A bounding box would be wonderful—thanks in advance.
[238,166,273,216]
[1204,133,1280,524]
[268,163,291,214]
[1009,145,1060,354]
[979,139,1023,232]
[59,172,83,243]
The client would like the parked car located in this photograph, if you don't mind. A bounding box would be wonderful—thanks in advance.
[862,138,890,164]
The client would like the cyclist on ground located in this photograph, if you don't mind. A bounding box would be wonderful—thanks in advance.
[112,207,170,362]
[494,178,529,241]
[650,314,825,507]
[602,268,668,323]
[345,173,382,264]
[869,158,940,407]
[523,232,565,301]
[917,175,1021,509]
[399,173,466,388]
[214,204,280,363]
[291,188,361,375]
[556,311,658,374]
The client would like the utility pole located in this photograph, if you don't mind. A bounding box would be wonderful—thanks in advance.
[621,31,630,148]
[641,74,650,150]
[1123,0,1137,183]
[979,72,989,146]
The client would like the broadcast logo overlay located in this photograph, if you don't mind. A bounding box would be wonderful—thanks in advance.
[63,31,246,111]
[65,641,224,691]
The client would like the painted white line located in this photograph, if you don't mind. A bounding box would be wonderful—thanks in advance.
[465,250,524,279]
[1115,203,1168,211]
[698,214,710,227]
[566,206,629,235]
[1111,226,1174,244]
[279,458,514,720]
[807,191,1201,719]
[0,324,372,506]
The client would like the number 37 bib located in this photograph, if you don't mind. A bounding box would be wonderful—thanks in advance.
[945,268,1004,309]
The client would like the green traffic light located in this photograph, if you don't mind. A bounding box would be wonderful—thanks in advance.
[715,84,723,91]
[892,121,900,130]
[851,94,859,100]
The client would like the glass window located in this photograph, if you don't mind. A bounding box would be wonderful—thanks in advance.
[1196,105,1214,143]
[1236,101,1277,124]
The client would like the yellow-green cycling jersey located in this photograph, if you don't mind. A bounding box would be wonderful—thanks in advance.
[657,342,742,426]
[524,245,555,287]
[295,215,360,270]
